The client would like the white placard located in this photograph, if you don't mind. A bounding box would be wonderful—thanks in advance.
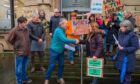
[90,0,103,14]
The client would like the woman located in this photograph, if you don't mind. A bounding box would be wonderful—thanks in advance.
[80,22,103,84]
[115,20,139,84]
[106,13,120,55]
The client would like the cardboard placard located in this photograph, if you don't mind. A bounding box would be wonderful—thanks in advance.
[87,58,104,68]
[87,68,103,78]
[74,19,90,35]
[87,58,104,78]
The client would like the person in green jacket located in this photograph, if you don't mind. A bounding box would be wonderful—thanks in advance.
[44,18,79,84]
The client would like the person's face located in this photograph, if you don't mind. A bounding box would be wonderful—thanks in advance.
[54,11,60,16]
[20,21,27,28]
[90,16,95,21]
[124,12,129,18]
[61,20,68,29]
[40,11,45,17]
[33,16,40,22]
[71,16,77,20]
[113,16,118,20]
[120,26,126,32]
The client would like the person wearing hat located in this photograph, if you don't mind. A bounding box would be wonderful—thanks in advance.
[66,11,80,64]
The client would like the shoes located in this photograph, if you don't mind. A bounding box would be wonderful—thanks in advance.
[70,61,74,65]
[44,80,49,84]
[40,66,46,72]
[57,78,65,84]
[23,79,32,83]
[31,67,35,73]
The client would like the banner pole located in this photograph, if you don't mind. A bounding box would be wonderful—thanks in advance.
[80,35,84,84]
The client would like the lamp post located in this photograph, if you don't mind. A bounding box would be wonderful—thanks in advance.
[10,0,15,28]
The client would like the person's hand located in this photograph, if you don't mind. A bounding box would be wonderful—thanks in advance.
[76,39,79,44]
[49,33,52,36]
[38,39,43,43]
[118,45,124,50]
[93,56,97,60]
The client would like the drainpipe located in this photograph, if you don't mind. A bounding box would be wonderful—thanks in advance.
[10,0,15,28]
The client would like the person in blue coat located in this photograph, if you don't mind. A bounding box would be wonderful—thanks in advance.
[115,20,139,84]
[44,18,79,84]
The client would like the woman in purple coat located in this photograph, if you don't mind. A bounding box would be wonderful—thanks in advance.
[115,20,139,84]
[80,22,104,84]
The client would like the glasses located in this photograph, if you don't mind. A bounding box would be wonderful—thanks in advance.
[55,12,60,13]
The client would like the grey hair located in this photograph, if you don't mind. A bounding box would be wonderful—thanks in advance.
[120,20,133,31]
[59,18,67,25]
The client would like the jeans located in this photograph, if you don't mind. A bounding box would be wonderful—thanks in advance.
[45,49,64,80]
[90,77,99,84]
[15,55,29,84]
[68,45,79,61]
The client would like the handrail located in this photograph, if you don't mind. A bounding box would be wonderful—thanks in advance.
[0,43,4,58]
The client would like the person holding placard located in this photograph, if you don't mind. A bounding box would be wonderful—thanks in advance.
[66,11,80,64]
[80,22,103,84]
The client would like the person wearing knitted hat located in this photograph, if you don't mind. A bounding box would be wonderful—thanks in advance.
[66,11,80,64]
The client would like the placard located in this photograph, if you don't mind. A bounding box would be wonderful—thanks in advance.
[87,68,103,78]
[74,19,90,35]
[87,58,104,68]
[91,0,103,14]
[87,58,104,78]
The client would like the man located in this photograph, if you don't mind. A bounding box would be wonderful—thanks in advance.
[49,9,62,36]
[124,11,136,28]
[28,15,46,72]
[44,18,79,84]
[7,16,32,84]
[66,11,80,64]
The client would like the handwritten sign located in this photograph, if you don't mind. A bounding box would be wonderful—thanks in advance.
[74,19,90,35]
[87,58,104,78]
[87,68,103,78]
[91,0,103,14]
[87,58,104,68]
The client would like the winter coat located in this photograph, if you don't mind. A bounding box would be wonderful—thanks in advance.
[50,27,76,54]
[106,20,120,44]
[115,30,139,72]
[7,26,30,56]
[80,32,103,57]
[49,16,63,34]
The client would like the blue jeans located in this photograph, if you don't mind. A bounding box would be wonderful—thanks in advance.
[45,49,64,80]
[68,45,79,61]
[91,77,99,84]
[15,55,29,84]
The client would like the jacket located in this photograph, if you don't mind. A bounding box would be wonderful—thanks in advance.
[106,20,120,44]
[115,30,139,72]
[27,21,46,41]
[80,32,103,57]
[7,26,30,56]
[49,16,62,34]
[50,27,76,54]
[66,20,80,40]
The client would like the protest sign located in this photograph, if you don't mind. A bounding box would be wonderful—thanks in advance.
[90,0,103,14]
[74,19,90,35]
[87,58,104,78]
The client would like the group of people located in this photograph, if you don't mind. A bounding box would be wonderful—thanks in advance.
[7,8,139,84]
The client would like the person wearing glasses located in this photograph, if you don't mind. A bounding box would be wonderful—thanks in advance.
[49,9,63,37]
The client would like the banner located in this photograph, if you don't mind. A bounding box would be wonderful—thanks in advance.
[90,0,103,14]
[74,19,90,35]
[87,58,104,78]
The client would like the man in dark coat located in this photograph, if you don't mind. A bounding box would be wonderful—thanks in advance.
[49,9,63,36]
